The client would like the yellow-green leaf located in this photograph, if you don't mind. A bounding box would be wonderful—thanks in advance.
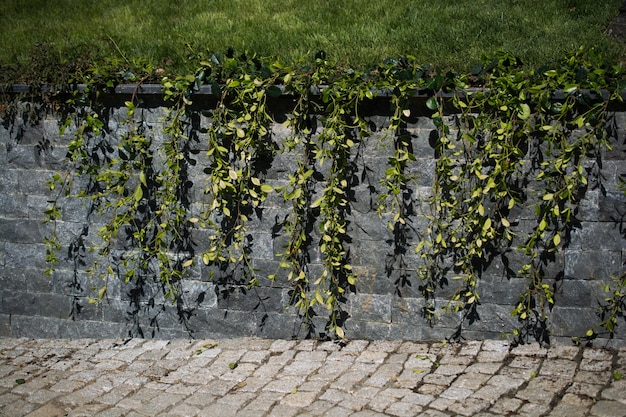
[133,185,143,202]
[508,198,515,210]
[315,292,324,305]
[517,103,531,120]
[310,196,324,208]
[335,326,345,339]
[139,171,147,187]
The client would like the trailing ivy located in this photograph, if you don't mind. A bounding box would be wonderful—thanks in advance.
[420,48,625,345]
[38,47,626,342]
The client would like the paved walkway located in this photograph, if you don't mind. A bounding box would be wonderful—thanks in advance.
[0,337,625,417]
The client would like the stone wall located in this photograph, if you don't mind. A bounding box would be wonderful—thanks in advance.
[0,88,625,344]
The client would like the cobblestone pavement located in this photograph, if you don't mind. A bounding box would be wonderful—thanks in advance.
[0,338,625,417]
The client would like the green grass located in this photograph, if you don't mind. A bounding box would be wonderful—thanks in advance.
[1,0,624,83]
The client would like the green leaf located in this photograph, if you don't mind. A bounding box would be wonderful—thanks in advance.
[310,196,324,208]
[335,326,345,339]
[517,103,531,120]
[133,185,143,202]
[482,217,492,232]
[426,96,438,111]
[315,292,324,305]
[139,171,147,187]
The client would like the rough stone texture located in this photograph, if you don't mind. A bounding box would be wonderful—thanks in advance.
[0,93,625,342]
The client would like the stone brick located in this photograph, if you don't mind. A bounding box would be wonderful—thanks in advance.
[589,400,626,417]
[349,293,392,323]
[564,250,623,280]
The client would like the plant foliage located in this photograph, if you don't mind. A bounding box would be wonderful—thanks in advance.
[33,47,626,342]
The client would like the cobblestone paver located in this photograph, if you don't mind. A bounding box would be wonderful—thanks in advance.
[0,337,624,416]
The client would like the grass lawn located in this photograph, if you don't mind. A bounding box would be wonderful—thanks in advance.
[1,0,625,83]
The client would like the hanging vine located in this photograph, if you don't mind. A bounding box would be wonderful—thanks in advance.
[420,48,625,344]
[39,47,626,342]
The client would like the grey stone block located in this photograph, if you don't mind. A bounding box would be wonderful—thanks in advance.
[554,278,603,308]
[461,303,519,334]
[549,306,600,338]
[17,168,57,194]
[0,194,29,218]
[201,308,258,338]
[0,169,19,194]
[257,312,302,339]
[58,319,127,339]
[250,232,275,260]
[388,321,424,340]
[10,315,63,338]
[0,218,46,244]
[16,122,44,146]
[0,314,12,337]
[564,250,622,280]
[38,293,73,318]
[1,290,70,318]
[599,191,626,222]
[352,266,398,296]
[479,276,530,305]
[216,285,284,313]
[391,296,426,325]
[349,293,393,323]
[578,190,600,222]
[0,267,29,292]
